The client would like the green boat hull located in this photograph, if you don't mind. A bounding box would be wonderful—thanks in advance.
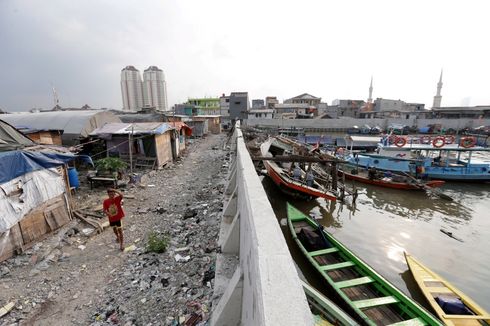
[287,202,443,326]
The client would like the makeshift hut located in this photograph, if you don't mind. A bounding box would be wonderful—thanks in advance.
[1,110,121,145]
[192,115,221,134]
[90,122,176,169]
[15,126,63,145]
[186,120,208,138]
[167,121,192,158]
[0,119,75,262]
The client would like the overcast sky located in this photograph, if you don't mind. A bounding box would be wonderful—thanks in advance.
[1,0,489,112]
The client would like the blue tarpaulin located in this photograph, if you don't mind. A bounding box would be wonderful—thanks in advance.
[0,151,75,184]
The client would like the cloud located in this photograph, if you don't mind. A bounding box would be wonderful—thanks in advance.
[1,0,490,112]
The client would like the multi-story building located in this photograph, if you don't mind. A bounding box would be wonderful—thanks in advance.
[174,97,220,116]
[284,93,321,106]
[229,92,249,120]
[219,95,230,116]
[121,66,144,111]
[252,99,265,109]
[265,96,279,109]
[143,66,168,111]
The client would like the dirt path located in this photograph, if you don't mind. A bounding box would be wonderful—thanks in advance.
[0,133,230,326]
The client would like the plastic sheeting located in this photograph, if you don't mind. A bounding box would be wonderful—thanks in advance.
[0,167,66,233]
[0,150,75,184]
[0,119,35,151]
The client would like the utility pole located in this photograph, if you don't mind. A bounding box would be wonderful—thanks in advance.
[129,125,134,174]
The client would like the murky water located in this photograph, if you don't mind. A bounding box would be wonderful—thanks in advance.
[262,175,490,312]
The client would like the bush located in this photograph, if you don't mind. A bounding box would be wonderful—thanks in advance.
[95,157,127,175]
[146,231,168,253]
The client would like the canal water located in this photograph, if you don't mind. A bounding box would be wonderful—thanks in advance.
[261,174,490,311]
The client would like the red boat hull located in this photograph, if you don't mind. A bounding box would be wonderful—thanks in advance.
[341,171,445,190]
[265,161,337,201]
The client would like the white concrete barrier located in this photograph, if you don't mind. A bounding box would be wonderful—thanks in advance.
[211,122,312,326]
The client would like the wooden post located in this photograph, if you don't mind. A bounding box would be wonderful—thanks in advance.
[129,126,134,174]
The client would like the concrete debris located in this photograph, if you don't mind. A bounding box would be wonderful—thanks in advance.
[0,133,229,325]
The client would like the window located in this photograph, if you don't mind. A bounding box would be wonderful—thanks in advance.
[234,101,241,105]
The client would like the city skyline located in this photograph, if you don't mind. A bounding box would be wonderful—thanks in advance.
[1,0,490,112]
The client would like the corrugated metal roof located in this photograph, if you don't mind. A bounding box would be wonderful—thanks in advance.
[1,110,121,137]
[90,122,173,135]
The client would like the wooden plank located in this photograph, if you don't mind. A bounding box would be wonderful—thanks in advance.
[309,247,339,257]
[0,302,15,318]
[387,318,426,326]
[319,261,355,271]
[73,211,102,232]
[443,315,490,320]
[335,276,374,289]
[19,211,50,244]
[352,296,399,309]
[426,286,454,294]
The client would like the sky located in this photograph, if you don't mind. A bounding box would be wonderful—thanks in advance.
[1,0,489,112]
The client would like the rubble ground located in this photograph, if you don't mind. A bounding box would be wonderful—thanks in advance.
[0,133,231,326]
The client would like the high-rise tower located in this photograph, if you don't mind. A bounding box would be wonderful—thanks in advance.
[143,66,168,111]
[432,70,443,108]
[121,66,144,111]
[368,76,373,103]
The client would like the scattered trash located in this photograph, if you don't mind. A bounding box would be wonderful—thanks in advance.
[440,229,463,242]
[81,228,95,236]
[174,247,190,253]
[124,244,137,252]
[77,245,86,250]
[174,254,191,262]
[0,302,15,318]
[147,184,156,188]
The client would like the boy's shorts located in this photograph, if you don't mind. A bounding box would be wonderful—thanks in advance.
[110,220,122,228]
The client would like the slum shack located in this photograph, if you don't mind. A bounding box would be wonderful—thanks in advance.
[15,126,63,145]
[0,119,75,262]
[192,115,221,134]
[167,121,192,158]
[1,110,121,146]
[90,122,176,169]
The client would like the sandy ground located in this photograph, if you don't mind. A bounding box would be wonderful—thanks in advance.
[0,133,230,326]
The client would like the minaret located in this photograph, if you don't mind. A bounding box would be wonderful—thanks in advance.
[367,76,373,103]
[432,70,443,108]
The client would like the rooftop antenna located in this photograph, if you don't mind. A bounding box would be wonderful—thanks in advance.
[50,82,59,107]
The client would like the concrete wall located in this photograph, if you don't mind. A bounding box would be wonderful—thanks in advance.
[211,122,312,325]
[245,117,490,131]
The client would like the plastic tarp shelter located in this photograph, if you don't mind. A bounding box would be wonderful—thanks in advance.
[0,119,35,151]
[1,110,121,145]
[0,150,75,184]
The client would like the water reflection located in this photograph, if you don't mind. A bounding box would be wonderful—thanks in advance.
[343,182,473,223]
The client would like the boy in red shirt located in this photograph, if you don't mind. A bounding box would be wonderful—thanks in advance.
[103,188,125,250]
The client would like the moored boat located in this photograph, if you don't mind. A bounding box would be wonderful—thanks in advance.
[344,135,490,182]
[404,252,490,326]
[260,137,337,201]
[287,202,443,326]
[340,165,445,190]
[302,280,360,326]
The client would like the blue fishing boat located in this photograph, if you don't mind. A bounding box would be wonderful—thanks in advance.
[344,135,490,181]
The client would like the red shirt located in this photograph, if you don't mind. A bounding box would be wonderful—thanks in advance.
[103,196,125,222]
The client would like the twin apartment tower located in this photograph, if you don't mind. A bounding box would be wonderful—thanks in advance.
[120,65,168,112]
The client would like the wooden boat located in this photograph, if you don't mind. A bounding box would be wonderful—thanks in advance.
[340,166,445,190]
[404,253,490,326]
[302,280,360,326]
[287,203,443,326]
[260,138,337,201]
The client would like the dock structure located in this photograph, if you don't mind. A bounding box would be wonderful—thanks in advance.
[211,121,313,326]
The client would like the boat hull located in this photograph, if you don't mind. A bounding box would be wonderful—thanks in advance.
[287,203,443,326]
[264,161,337,201]
[347,154,490,182]
[404,253,490,326]
[340,170,445,190]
